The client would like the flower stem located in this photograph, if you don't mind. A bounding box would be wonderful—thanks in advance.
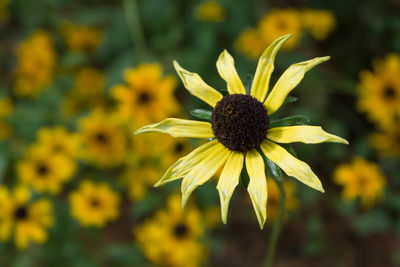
[123,0,147,58]
[264,178,286,267]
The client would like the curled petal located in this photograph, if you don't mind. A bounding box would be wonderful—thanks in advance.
[264,56,330,114]
[174,61,222,107]
[246,149,267,229]
[250,34,292,102]
[267,126,349,144]
[216,50,246,95]
[135,118,214,139]
[260,140,324,192]
[217,152,244,224]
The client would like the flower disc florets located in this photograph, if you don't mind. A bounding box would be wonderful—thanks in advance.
[211,94,269,152]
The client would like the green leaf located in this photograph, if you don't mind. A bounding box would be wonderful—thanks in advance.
[190,109,212,121]
[244,74,253,95]
[281,144,297,157]
[265,157,282,181]
[270,115,310,127]
[283,96,298,104]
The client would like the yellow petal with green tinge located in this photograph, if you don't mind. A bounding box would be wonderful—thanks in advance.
[134,118,214,138]
[267,126,349,144]
[154,140,220,187]
[250,34,292,102]
[174,61,222,107]
[246,149,267,229]
[260,140,324,192]
[216,50,246,95]
[264,56,330,114]
[217,152,244,224]
[181,143,230,208]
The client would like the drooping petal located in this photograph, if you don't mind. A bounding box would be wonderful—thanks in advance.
[135,118,214,139]
[267,126,349,144]
[264,56,330,114]
[260,140,324,192]
[246,149,267,229]
[250,34,292,102]
[173,61,222,107]
[216,152,244,224]
[154,140,220,187]
[181,143,230,208]
[216,50,246,95]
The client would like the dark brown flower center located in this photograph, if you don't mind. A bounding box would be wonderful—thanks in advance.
[211,94,269,152]
[138,92,152,104]
[36,164,49,176]
[174,142,185,154]
[173,223,188,238]
[95,132,109,144]
[90,198,101,208]
[383,86,396,99]
[14,206,28,220]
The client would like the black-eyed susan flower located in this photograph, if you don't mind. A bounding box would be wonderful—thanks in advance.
[135,34,348,228]
[123,164,162,201]
[357,54,400,129]
[266,178,298,222]
[333,157,385,208]
[300,9,336,40]
[69,180,120,227]
[194,1,227,23]
[134,194,207,267]
[36,126,80,158]
[17,145,76,194]
[61,22,103,52]
[370,126,400,158]
[79,111,128,168]
[13,30,57,98]
[63,67,106,115]
[0,186,53,249]
[111,63,180,126]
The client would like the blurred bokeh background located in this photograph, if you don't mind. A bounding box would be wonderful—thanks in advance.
[0,0,400,266]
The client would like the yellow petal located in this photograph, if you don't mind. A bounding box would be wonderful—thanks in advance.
[267,126,349,144]
[216,152,244,224]
[264,56,330,114]
[181,143,230,208]
[154,140,220,187]
[260,140,324,192]
[174,60,223,107]
[216,50,246,95]
[246,149,267,229]
[135,118,214,138]
[250,34,292,102]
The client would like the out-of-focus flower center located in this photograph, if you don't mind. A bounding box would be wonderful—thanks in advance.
[90,197,101,208]
[138,92,152,104]
[95,132,109,144]
[36,164,49,176]
[211,94,269,152]
[173,223,188,238]
[383,86,396,99]
[174,142,185,154]
[14,206,28,220]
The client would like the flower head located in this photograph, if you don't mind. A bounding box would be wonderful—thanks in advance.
[134,194,207,267]
[135,34,348,228]
[61,22,103,52]
[194,1,227,23]
[0,186,53,249]
[69,180,120,227]
[333,157,385,208]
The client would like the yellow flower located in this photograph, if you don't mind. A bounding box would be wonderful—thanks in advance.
[69,180,120,227]
[17,145,76,194]
[0,186,53,249]
[301,9,336,40]
[357,54,400,129]
[134,194,207,267]
[370,126,400,158]
[36,126,80,158]
[63,67,106,115]
[79,111,128,168]
[123,164,162,201]
[0,97,13,140]
[111,63,180,126]
[258,9,302,51]
[194,1,227,22]
[333,157,385,208]
[266,178,298,221]
[135,34,348,228]
[61,22,103,52]
[13,30,57,98]
[234,29,267,60]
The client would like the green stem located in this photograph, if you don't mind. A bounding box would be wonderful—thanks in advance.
[264,178,286,267]
[123,0,147,58]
